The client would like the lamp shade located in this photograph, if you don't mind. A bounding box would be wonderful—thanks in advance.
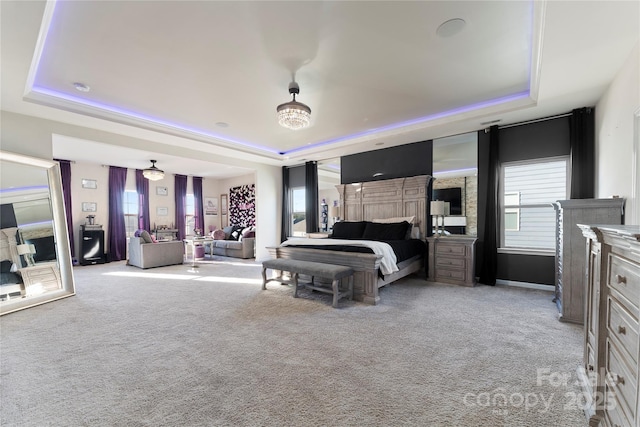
[430,200,446,216]
[329,206,340,218]
[17,243,36,256]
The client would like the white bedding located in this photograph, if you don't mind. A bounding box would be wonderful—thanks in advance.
[280,238,399,275]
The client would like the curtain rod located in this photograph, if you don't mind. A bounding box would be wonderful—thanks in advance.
[485,111,575,132]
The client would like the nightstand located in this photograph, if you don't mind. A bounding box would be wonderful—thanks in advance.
[18,262,61,294]
[427,236,477,286]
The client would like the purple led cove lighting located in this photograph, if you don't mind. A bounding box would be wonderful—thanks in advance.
[282,91,531,155]
[0,186,49,194]
[30,86,281,156]
[34,0,535,158]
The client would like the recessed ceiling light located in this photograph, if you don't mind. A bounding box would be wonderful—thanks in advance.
[73,82,90,92]
[436,18,466,38]
[215,122,229,128]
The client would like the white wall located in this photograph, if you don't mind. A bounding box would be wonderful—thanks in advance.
[0,111,282,260]
[595,42,640,224]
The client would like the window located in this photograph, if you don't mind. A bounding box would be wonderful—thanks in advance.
[501,157,568,251]
[185,194,195,235]
[504,192,520,231]
[123,191,139,238]
[291,187,306,237]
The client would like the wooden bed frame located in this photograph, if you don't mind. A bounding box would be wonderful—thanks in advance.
[270,175,431,305]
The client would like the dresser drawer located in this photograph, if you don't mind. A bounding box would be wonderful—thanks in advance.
[435,257,466,269]
[604,382,633,427]
[608,254,640,316]
[608,297,639,368]
[606,339,638,422]
[435,243,466,256]
[435,268,466,282]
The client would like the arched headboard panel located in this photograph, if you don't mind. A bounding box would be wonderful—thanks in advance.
[335,175,431,238]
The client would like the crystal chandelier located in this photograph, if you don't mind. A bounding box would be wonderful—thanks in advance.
[143,160,165,181]
[276,81,311,130]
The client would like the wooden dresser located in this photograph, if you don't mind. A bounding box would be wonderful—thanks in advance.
[426,235,476,286]
[578,225,639,427]
[553,199,625,324]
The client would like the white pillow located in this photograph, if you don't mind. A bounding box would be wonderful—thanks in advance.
[372,216,415,224]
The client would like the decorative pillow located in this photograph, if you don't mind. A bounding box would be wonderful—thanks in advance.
[362,221,411,241]
[222,226,235,239]
[372,216,415,225]
[140,230,153,244]
[239,227,255,241]
[229,225,245,241]
[243,227,256,239]
[213,229,226,240]
[331,221,367,239]
[150,235,158,243]
[0,260,13,273]
[1,272,21,285]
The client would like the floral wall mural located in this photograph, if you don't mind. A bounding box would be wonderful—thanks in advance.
[229,184,255,227]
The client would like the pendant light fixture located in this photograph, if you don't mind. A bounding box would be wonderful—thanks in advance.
[276,81,311,130]
[143,160,165,181]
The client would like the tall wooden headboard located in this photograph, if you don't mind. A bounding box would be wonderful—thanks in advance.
[0,227,21,266]
[335,175,431,239]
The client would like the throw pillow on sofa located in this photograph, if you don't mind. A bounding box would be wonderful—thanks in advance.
[139,230,153,243]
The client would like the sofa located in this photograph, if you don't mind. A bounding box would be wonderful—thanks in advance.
[128,236,184,269]
[207,226,255,259]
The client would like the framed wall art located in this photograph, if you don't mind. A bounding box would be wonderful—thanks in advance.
[81,179,97,189]
[205,197,218,215]
[82,202,97,212]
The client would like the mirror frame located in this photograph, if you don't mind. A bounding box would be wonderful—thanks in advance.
[0,151,76,315]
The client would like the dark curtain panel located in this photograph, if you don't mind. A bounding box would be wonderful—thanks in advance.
[570,107,595,199]
[281,167,291,242]
[193,176,204,233]
[478,125,500,286]
[135,169,150,231]
[174,174,188,241]
[55,159,75,258]
[108,166,128,261]
[305,161,319,234]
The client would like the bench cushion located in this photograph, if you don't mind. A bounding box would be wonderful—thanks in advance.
[263,258,353,280]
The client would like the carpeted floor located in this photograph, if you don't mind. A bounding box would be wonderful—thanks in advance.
[0,257,587,426]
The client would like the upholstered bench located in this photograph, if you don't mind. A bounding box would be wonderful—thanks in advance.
[261,258,354,308]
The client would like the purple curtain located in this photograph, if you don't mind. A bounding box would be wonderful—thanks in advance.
[55,159,75,258]
[108,166,128,261]
[193,176,204,233]
[174,174,187,240]
[135,169,151,231]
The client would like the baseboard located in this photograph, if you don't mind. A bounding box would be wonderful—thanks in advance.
[495,279,554,292]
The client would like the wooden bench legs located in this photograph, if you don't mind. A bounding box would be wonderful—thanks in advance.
[262,266,353,308]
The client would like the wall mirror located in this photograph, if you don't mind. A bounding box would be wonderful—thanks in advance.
[432,132,478,236]
[0,151,75,315]
[220,194,228,228]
